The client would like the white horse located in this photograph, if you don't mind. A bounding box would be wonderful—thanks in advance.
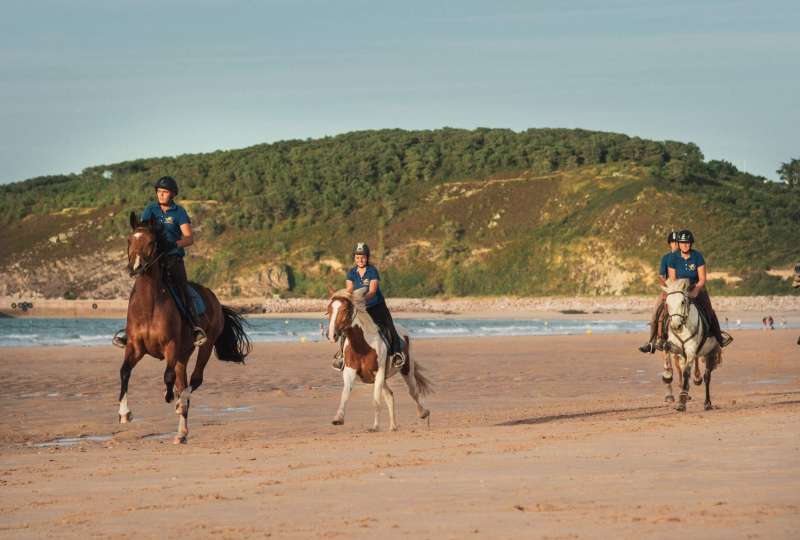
[326,288,432,431]
[663,279,722,411]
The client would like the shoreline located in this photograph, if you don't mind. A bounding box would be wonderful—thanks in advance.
[2,294,799,322]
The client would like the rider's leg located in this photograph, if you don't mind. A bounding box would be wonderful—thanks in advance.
[367,301,406,368]
[694,289,732,347]
[639,292,665,353]
[167,256,207,346]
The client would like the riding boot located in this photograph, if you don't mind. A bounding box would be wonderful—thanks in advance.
[639,295,665,354]
[389,330,406,369]
[112,328,127,348]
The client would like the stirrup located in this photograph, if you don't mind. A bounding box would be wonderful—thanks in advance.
[390,351,407,369]
[332,357,344,371]
[112,329,127,348]
[192,327,208,347]
[719,332,733,347]
[638,343,653,354]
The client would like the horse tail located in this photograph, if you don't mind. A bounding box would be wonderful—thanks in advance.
[214,305,251,363]
[413,360,434,397]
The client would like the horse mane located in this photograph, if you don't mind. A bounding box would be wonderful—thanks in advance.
[331,288,379,337]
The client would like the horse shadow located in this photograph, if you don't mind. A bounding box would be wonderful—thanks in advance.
[495,404,668,427]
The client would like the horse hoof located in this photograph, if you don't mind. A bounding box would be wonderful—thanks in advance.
[368,427,379,433]
[173,435,187,445]
[693,377,703,386]
[119,412,133,424]
[664,395,675,403]
[164,391,174,403]
[332,418,344,426]
[675,404,686,412]
[390,425,398,432]
[662,374,673,384]
[419,409,430,420]
[704,403,713,411]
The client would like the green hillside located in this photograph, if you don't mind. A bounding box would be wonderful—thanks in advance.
[1,128,798,299]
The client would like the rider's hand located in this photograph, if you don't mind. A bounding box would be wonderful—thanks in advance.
[164,240,178,252]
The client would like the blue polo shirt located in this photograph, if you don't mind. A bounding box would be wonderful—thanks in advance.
[668,250,706,285]
[141,201,191,257]
[658,252,674,278]
[346,265,384,308]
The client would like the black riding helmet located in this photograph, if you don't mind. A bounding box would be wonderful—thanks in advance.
[154,176,179,195]
[667,231,678,244]
[677,229,695,244]
[353,242,370,258]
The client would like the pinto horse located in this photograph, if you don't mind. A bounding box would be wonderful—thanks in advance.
[326,288,432,431]
[119,212,251,443]
[663,279,722,412]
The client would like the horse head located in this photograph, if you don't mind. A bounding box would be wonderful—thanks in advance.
[126,211,163,277]
[324,288,371,343]
[662,278,690,332]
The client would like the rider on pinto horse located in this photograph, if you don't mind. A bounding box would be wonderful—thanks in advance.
[332,242,407,371]
[113,176,207,348]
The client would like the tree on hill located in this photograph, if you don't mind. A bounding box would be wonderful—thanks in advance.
[777,159,800,188]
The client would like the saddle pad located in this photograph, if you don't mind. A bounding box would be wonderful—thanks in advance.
[167,283,206,317]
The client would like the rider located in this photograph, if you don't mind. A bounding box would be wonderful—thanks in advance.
[666,229,732,348]
[332,242,406,370]
[639,231,679,353]
[113,176,207,348]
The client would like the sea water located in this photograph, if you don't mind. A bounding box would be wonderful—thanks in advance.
[0,317,781,348]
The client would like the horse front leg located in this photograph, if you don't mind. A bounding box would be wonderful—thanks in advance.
[382,382,397,432]
[369,365,387,432]
[662,352,675,403]
[676,355,693,412]
[703,367,713,411]
[118,345,143,423]
[173,359,190,444]
[332,367,357,425]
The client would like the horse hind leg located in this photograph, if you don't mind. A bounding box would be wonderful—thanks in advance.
[118,346,143,423]
[369,366,387,432]
[676,357,693,412]
[693,357,703,386]
[703,368,713,411]
[402,360,430,421]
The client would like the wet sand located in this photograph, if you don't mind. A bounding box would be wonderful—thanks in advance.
[1,330,798,538]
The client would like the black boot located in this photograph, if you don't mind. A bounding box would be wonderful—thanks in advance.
[183,287,207,347]
[638,342,654,354]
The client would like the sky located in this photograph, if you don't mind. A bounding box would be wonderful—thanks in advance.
[1,0,798,184]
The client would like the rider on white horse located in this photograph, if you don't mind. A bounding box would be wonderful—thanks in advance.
[639,231,679,353]
[332,243,407,370]
[666,230,732,349]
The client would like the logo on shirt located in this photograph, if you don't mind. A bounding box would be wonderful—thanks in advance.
[361,278,370,286]
[688,263,696,271]
[164,216,174,224]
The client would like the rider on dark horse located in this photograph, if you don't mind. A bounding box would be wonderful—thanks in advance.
[113,176,207,348]
[666,229,733,349]
[639,231,679,353]
[332,242,406,370]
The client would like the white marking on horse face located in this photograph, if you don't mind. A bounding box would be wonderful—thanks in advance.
[133,255,141,271]
[328,300,342,342]
[133,232,143,239]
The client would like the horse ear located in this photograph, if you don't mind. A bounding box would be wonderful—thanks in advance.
[129,211,139,230]
[148,216,158,231]
[327,284,336,297]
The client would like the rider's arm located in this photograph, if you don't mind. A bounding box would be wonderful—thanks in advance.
[364,278,379,302]
[658,273,667,286]
[345,280,354,293]
[177,223,194,248]
[668,267,677,281]
[690,265,707,298]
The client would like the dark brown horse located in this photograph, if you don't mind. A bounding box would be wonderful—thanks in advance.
[119,212,250,443]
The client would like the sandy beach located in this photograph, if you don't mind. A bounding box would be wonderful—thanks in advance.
[1,329,798,539]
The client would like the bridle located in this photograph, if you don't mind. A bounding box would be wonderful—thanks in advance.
[666,289,699,356]
[328,297,355,341]
[129,229,166,277]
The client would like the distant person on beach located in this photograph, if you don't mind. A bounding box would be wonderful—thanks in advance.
[667,230,732,348]
[331,242,406,370]
[638,231,679,353]
[113,176,206,348]
[768,315,775,330]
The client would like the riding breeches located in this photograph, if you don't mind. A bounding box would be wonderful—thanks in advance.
[648,292,668,343]
[162,255,199,326]
[366,301,403,355]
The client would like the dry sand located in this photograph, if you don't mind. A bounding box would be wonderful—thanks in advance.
[1,330,798,539]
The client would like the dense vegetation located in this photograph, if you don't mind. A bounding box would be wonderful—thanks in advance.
[1,128,798,297]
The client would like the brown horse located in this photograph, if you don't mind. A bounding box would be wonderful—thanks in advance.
[326,288,431,431]
[119,212,251,443]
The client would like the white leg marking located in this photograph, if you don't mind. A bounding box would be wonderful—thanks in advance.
[382,383,397,431]
[118,393,132,422]
[176,387,192,440]
[371,365,386,432]
[333,367,357,425]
